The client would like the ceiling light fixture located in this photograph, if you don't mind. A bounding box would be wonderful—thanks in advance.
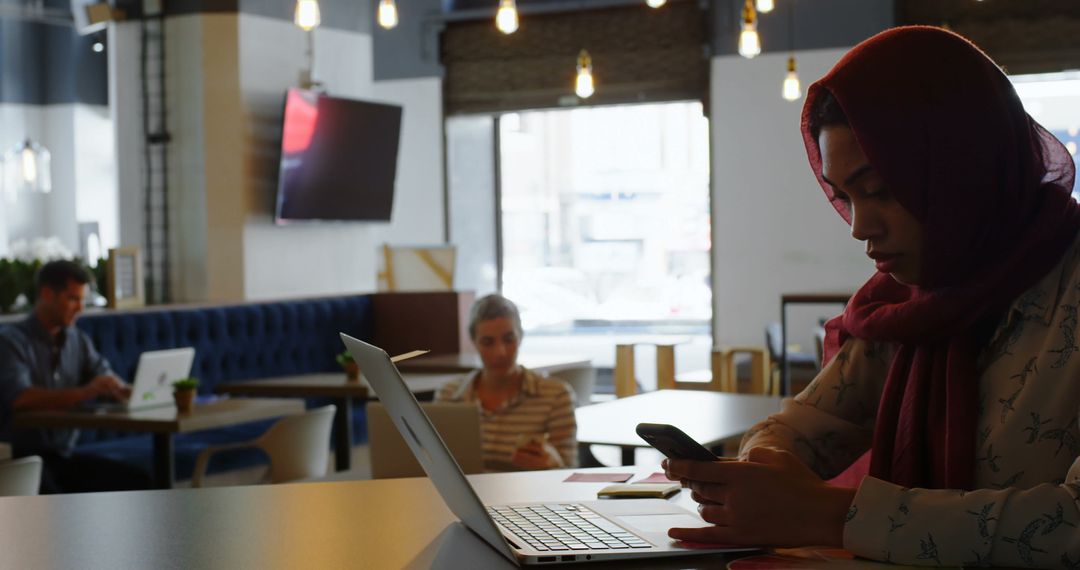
[738,0,761,59]
[781,1,800,101]
[646,0,667,9]
[756,0,774,13]
[495,0,519,35]
[575,50,595,99]
[378,0,399,29]
[782,56,801,101]
[4,139,52,202]
[294,0,321,31]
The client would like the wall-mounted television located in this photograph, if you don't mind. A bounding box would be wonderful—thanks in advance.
[274,89,403,223]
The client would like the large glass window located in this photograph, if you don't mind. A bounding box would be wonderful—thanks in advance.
[498,102,712,335]
[1012,71,1080,199]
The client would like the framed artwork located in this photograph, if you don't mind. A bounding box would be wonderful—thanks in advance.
[377,244,456,292]
[106,247,144,309]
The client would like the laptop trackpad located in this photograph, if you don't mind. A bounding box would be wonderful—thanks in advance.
[615,514,710,534]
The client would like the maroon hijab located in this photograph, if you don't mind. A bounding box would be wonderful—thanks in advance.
[802,27,1080,490]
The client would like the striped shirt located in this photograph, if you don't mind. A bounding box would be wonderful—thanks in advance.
[436,368,577,472]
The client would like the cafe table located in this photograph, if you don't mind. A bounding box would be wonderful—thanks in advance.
[216,372,462,471]
[13,398,304,489]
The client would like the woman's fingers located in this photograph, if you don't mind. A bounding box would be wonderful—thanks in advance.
[696,504,730,525]
[688,482,727,504]
[668,525,744,545]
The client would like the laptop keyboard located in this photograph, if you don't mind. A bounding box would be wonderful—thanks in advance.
[488,504,653,552]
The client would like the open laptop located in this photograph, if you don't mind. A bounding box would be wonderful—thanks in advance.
[82,347,196,413]
[341,333,756,566]
[367,402,484,479]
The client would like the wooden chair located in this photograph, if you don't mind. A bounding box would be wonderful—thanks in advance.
[613,343,703,397]
[653,345,771,395]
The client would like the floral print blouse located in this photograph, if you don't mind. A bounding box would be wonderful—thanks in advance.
[740,236,1080,568]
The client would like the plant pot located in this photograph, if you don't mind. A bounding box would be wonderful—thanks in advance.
[343,361,360,383]
[173,389,196,414]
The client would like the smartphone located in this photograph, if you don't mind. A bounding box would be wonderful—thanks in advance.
[635,423,719,461]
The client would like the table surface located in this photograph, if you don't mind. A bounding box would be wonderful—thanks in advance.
[397,352,592,374]
[12,398,305,434]
[0,466,908,570]
[0,442,9,461]
[215,372,463,398]
[576,390,782,449]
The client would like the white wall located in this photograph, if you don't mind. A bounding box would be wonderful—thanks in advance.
[74,105,119,256]
[238,15,445,300]
[710,48,874,349]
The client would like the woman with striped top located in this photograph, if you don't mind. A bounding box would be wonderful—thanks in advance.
[436,294,577,472]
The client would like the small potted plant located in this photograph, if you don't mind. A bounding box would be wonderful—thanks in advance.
[172,378,199,414]
[336,351,360,382]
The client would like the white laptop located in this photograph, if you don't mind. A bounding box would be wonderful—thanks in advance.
[83,347,196,412]
[340,333,756,566]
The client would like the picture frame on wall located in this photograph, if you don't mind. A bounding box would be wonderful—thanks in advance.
[106,247,144,309]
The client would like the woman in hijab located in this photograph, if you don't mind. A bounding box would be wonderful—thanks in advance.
[664,26,1080,568]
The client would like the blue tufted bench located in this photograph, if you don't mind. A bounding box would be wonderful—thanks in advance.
[56,295,375,480]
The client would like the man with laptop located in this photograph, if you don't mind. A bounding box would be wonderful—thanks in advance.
[0,260,152,493]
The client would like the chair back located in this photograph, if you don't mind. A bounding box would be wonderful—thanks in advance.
[367,402,483,479]
[257,405,336,484]
[0,456,42,496]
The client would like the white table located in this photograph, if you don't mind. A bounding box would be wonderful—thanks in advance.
[0,466,904,569]
[576,390,783,464]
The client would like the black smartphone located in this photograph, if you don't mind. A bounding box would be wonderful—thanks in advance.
[635,423,719,461]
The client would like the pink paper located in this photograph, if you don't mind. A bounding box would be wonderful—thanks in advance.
[634,472,679,484]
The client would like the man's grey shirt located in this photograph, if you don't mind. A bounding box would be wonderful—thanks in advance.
[0,315,113,455]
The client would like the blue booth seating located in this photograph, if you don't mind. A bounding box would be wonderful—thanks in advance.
[64,295,375,480]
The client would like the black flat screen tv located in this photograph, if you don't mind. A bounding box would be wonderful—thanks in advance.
[274,89,403,223]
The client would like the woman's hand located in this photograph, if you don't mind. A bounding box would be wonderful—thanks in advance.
[663,447,856,547]
[511,440,563,470]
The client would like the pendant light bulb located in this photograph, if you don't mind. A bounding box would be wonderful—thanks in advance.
[575,50,595,99]
[755,0,774,13]
[782,56,802,101]
[378,0,399,29]
[645,0,667,8]
[495,0,519,35]
[294,0,321,31]
[21,145,37,185]
[738,0,761,59]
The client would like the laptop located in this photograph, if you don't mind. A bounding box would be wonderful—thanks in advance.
[367,401,484,479]
[82,347,196,413]
[340,333,756,566]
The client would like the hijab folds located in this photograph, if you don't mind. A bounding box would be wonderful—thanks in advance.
[802,27,1080,490]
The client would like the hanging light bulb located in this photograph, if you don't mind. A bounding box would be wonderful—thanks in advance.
[738,0,761,59]
[378,0,399,29]
[4,139,52,197]
[782,55,802,101]
[294,0,321,31]
[575,50,595,99]
[21,146,37,186]
[645,0,667,9]
[756,0,774,13]
[495,0,519,35]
